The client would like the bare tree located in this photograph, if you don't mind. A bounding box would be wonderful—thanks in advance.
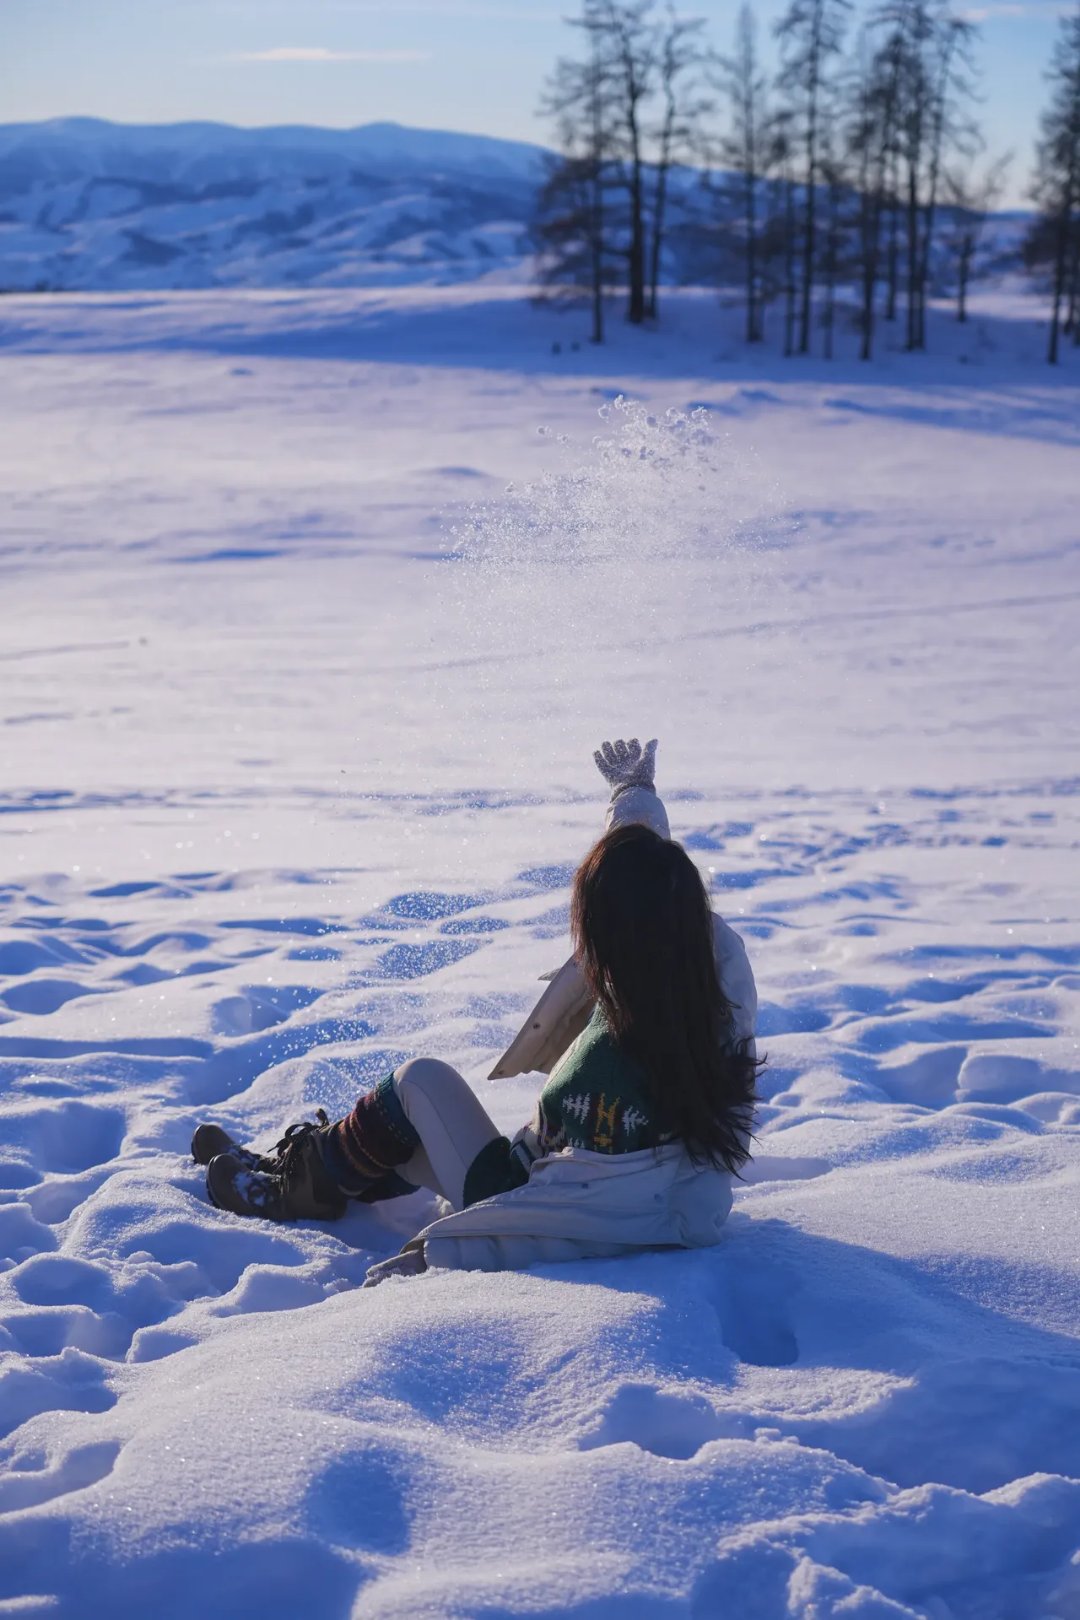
[1068,208,1080,341]
[885,127,902,319]
[537,0,714,337]
[646,6,709,319]
[775,0,853,354]
[772,109,799,357]
[584,0,658,326]
[943,152,1010,323]
[819,123,848,358]
[862,19,905,324]
[715,3,771,342]
[912,8,979,347]
[1030,4,1080,363]
[879,0,978,352]
[848,25,904,359]
[886,0,932,349]
[535,37,620,343]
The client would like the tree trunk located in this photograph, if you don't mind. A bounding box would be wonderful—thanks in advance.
[823,182,838,360]
[590,78,605,346]
[905,152,920,352]
[591,214,605,344]
[627,154,646,323]
[784,172,797,357]
[886,171,899,320]
[647,156,669,321]
[1049,208,1069,363]
[592,238,605,343]
[745,72,760,343]
[799,19,822,354]
[957,239,970,322]
[860,257,876,358]
[859,184,880,361]
[1050,126,1080,360]
[858,91,884,361]
[623,39,647,330]
[613,4,648,332]
[914,34,955,353]
[746,166,760,342]
[1066,214,1080,340]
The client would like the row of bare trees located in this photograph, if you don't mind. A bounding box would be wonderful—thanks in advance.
[1029,8,1080,361]
[534,0,1080,363]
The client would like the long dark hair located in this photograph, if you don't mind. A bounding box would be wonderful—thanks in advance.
[570,822,759,1173]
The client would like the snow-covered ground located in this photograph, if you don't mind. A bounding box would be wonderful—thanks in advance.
[0,286,1078,1618]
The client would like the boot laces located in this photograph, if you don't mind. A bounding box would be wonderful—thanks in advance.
[270,1111,340,1215]
[264,1108,330,1175]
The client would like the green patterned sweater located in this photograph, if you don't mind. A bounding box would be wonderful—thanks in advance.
[504,1010,670,1187]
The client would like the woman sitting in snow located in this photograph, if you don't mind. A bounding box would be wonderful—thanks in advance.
[194,738,760,1283]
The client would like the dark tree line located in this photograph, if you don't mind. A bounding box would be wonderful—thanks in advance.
[1028,4,1080,362]
[534,0,1074,363]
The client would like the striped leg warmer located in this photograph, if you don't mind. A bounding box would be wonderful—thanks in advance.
[324,1072,421,1197]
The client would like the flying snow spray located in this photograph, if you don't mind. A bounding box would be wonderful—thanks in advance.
[437,395,786,788]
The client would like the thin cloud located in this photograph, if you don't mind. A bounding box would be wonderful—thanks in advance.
[232,46,431,63]
[962,0,1070,15]
[301,2,561,16]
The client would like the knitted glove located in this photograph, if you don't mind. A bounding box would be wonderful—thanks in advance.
[362,1246,428,1288]
[593,737,658,796]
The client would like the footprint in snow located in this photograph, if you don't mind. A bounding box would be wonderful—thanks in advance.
[0,1438,121,1513]
[0,978,103,1017]
[578,1383,735,1460]
[715,1267,800,1368]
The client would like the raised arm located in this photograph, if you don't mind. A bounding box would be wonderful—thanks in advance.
[596,737,757,1052]
[593,737,671,840]
[490,738,669,1083]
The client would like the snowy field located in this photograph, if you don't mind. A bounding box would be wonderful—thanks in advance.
[1,286,1078,1618]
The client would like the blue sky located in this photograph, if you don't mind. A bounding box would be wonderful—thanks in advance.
[1,0,1067,203]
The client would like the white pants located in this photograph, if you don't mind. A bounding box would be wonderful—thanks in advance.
[392,1058,503,1212]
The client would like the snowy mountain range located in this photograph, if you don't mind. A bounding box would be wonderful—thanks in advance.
[0,118,549,291]
[0,117,1030,295]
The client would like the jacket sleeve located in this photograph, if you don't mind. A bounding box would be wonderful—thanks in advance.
[487,957,593,1079]
[712,914,758,1049]
[604,784,671,840]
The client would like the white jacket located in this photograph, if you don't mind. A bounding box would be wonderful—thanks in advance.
[407,1140,737,1273]
[415,784,759,1274]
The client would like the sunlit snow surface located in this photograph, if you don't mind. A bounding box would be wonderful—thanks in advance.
[1,286,1079,1618]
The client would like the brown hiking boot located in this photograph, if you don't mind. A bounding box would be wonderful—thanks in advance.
[191,1123,262,1168]
[205,1120,347,1222]
[192,1108,332,1170]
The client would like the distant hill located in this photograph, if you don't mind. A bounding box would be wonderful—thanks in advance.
[0,118,548,291]
[0,117,1031,295]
